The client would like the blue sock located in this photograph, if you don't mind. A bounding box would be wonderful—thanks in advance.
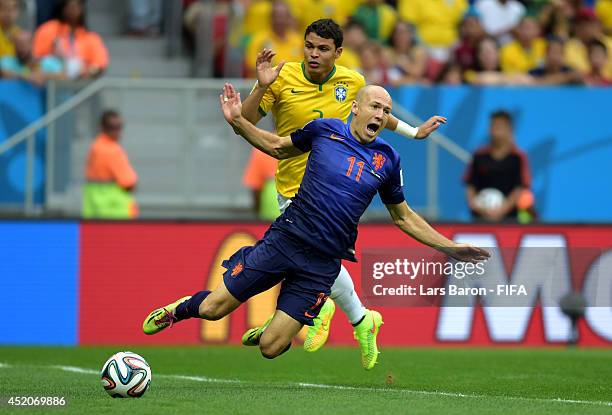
[174,290,211,321]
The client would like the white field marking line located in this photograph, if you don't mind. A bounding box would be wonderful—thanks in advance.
[167,375,240,384]
[5,363,611,408]
[295,382,612,407]
[297,382,473,397]
[52,365,241,384]
[53,365,97,375]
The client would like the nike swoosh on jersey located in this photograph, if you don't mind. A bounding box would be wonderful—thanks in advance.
[329,133,345,141]
[291,88,303,93]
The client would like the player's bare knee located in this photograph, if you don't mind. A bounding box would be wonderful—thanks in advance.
[258,335,274,357]
[259,341,283,359]
[259,345,277,359]
[259,333,284,359]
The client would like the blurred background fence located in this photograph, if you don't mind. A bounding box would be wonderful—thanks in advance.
[1,80,611,221]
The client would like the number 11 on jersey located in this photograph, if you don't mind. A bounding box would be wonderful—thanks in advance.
[346,156,365,182]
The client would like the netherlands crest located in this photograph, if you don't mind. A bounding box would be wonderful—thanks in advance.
[372,153,387,171]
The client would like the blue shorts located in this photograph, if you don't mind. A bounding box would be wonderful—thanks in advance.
[222,227,340,326]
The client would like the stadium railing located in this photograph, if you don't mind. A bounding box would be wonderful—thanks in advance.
[0,78,470,219]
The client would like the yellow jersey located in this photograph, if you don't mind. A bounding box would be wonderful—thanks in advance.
[245,29,303,75]
[596,0,612,33]
[398,0,467,47]
[0,24,20,57]
[256,61,366,197]
[336,46,361,71]
[500,38,546,74]
[565,36,612,78]
[285,0,361,33]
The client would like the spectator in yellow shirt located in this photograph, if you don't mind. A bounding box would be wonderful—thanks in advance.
[465,36,532,85]
[596,0,612,35]
[241,0,273,48]
[500,16,546,73]
[351,0,398,44]
[528,36,583,85]
[245,0,302,77]
[336,19,367,71]
[398,0,467,62]
[0,0,20,57]
[240,0,296,46]
[241,0,359,44]
[565,8,612,78]
[286,0,360,34]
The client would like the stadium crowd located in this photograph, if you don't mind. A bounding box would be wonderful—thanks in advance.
[233,0,612,86]
[0,0,108,82]
[1,0,611,86]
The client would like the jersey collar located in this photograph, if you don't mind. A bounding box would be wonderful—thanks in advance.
[345,121,378,147]
[301,62,337,91]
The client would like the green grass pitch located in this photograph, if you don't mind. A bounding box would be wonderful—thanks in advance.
[0,346,610,414]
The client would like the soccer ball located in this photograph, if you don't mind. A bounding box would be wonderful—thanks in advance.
[100,351,152,398]
[476,188,504,210]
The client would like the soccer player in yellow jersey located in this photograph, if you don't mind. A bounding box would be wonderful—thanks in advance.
[240,19,445,369]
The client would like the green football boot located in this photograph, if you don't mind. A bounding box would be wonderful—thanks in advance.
[303,298,336,352]
[353,309,383,370]
[241,315,274,346]
[142,296,191,335]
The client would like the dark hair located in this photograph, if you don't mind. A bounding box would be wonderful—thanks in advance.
[519,14,539,24]
[305,19,343,48]
[547,35,565,46]
[435,60,463,84]
[587,38,608,55]
[388,21,417,49]
[101,110,120,128]
[491,110,513,125]
[55,0,86,28]
[475,36,500,72]
[344,18,365,33]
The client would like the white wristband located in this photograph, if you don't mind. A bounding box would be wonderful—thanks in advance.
[395,119,419,139]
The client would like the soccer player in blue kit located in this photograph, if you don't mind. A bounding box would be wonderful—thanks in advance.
[143,83,489,362]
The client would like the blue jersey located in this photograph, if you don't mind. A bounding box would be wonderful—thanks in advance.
[272,118,405,261]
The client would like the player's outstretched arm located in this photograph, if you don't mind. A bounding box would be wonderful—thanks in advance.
[241,48,285,125]
[386,114,447,140]
[220,83,302,160]
[385,201,490,263]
